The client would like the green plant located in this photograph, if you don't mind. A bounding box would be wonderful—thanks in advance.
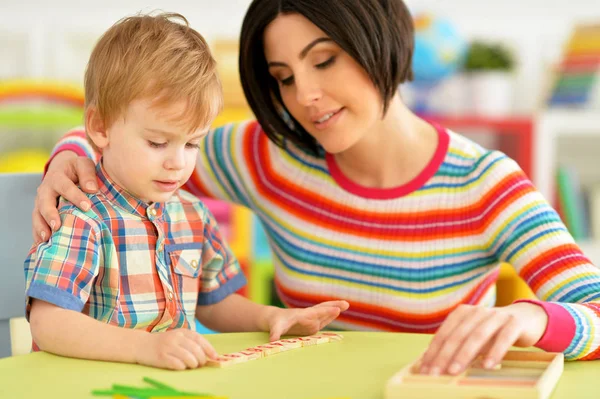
[464,41,515,72]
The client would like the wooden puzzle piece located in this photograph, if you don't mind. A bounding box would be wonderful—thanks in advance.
[206,332,344,368]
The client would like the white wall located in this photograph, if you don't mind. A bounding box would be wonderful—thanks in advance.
[1,0,600,113]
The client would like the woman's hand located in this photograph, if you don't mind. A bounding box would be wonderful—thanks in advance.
[33,152,98,243]
[418,302,548,375]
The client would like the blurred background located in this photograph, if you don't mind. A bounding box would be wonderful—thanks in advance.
[1,0,600,313]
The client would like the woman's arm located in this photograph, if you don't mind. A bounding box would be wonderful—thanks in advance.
[35,120,263,242]
[418,151,600,376]
[483,153,600,360]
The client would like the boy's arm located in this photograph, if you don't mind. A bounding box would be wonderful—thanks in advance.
[30,299,145,363]
[195,293,277,333]
[195,293,349,341]
[193,204,349,338]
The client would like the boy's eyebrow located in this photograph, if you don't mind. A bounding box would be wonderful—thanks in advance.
[145,128,178,137]
[146,127,208,139]
[268,37,333,68]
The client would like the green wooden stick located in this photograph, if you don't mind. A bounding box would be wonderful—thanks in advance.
[143,377,178,391]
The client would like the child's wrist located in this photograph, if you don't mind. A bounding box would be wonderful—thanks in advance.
[259,306,282,333]
[127,329,151,364]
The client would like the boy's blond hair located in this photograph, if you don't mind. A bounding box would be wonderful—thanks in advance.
[85,12,222,133]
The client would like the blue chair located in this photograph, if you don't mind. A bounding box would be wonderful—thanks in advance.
[0,172,40,357]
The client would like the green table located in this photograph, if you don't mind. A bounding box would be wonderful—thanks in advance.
[0,332,598,398]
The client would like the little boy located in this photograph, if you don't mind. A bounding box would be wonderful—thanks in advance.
[24,12,348,370]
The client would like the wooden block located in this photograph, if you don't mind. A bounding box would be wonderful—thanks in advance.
[235,350,262,360]
[206,355,241,368]
[319,332,344,341]
[208,333,343,368]
[261,341,291,353]
[250,343,283,356]
[306,334,331,344]
[274,338,303,350]
[240,347,267,358]
[296,336,320,346]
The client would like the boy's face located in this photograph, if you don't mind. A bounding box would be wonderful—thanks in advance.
[101,98,207,203]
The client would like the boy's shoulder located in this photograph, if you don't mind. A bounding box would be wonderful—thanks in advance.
[165,189,211,218]
[57,189,118,224]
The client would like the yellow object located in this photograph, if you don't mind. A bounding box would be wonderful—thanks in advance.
[495,263,537,307]
[0,149,49,173]
[0,332,594,398]
[0,79,84,109]
[212,107,253,128]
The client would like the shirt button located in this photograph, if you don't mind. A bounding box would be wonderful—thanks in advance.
[167,290,173,301]
[149,208,157,217]
[191,259,198,269]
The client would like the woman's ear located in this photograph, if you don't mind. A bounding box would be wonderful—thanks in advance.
[85,107,109,149]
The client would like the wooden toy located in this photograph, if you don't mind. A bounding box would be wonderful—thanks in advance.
[385,351,564,399]
[206,332,344,368]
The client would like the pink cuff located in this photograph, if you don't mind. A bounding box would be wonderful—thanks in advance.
[43,144,90,177]
[514,299,576,352]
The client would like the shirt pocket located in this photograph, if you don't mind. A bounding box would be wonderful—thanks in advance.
[166,243,203,320]
[167,244,203,279]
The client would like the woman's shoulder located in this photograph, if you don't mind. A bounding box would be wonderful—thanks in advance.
[443,129,525,181]
[210,119,262,137]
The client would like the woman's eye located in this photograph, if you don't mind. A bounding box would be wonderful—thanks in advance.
[280,76,294,86]
[316,56,335,69]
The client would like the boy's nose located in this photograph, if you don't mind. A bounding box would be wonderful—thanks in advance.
[165,148,186,170]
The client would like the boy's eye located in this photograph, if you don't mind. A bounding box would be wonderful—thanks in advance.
[186,143,200,149]
[148,141,167,148]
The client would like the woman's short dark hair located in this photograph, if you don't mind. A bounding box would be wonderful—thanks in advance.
[239,0,414,155]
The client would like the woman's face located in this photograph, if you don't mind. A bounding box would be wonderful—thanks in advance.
[263,13,384,154]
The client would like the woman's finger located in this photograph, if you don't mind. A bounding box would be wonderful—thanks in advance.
[419,305,471,373]
[481,315,522,369]
[31,204,51,243]
[444,312,511,375]
[74,157,99,193]
[424,307,494,375]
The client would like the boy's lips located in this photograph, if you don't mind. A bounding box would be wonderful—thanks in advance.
[153,180,180,191]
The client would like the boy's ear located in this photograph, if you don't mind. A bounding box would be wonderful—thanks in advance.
[85,107,109,149]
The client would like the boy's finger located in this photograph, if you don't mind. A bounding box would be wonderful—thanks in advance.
[183,337,208,366]
[314,300,350,311]
[170,345,199,369]
[195,334,218,360]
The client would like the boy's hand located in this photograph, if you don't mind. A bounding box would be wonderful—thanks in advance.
[135,329,219,370]
[33,151,97,244]
[267,300,349,341]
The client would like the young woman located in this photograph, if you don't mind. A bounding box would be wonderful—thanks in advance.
[32,0,600,375]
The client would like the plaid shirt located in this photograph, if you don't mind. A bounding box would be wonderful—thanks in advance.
[24,162,246,334]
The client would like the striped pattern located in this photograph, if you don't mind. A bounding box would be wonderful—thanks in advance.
[25,162,245,339]
[52,121,600,360]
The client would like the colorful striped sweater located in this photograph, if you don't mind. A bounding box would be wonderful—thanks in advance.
[52,121,600,360]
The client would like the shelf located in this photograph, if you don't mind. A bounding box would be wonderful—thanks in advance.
[534,110,600,203]
[422,114,534,178]
[537,110,600,136]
